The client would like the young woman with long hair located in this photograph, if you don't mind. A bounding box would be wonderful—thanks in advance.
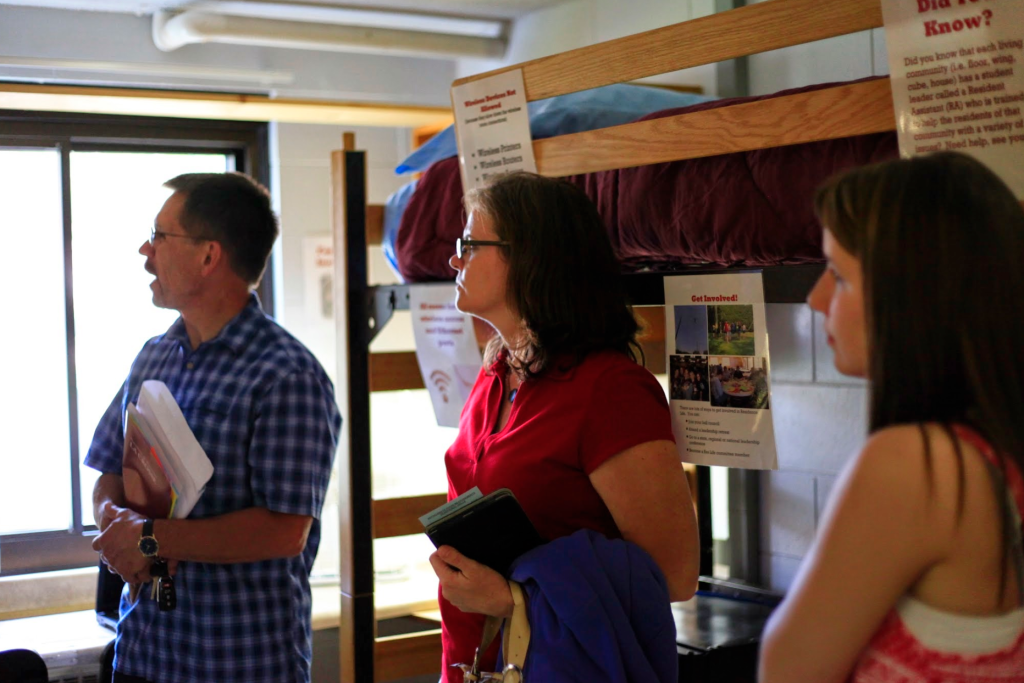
[760,152,1024,682]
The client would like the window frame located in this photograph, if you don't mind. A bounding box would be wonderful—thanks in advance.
[0,110,270,576]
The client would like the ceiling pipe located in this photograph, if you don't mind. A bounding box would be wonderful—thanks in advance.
[152,10,507,60]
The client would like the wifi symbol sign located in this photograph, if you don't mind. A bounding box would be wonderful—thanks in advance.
[430,369,452,403]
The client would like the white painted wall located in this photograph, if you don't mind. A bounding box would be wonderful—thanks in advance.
[0,4,455,106]
[760,306,869,590]
[747,0,890,95]
[456,0,719,95]
[270,121,413,578]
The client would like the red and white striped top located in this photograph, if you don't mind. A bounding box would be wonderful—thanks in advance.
[849,426,1024,683]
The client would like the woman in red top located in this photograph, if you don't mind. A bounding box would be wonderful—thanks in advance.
[760,152,1024,682]
[428,172,699,681]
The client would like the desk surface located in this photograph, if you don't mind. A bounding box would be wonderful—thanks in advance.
[0,610,112,672]
[672,593,776,652]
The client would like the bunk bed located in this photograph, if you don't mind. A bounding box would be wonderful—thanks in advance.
[391,77,895,283]
[331,0,897,681]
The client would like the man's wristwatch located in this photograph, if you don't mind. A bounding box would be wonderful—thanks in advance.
[138,519,159,558]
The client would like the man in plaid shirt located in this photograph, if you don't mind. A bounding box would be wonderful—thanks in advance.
[87,173,341,683]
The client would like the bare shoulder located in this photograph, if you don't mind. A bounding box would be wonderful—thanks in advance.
[851,425,930,490]
[851,423,991,529]
[858,423,983,475]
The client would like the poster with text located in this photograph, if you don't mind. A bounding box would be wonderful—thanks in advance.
[301,235,337,383]
[410,285,482,427]
[664,273,778,470]
[882,0,1024,198]
[451,69,536,194]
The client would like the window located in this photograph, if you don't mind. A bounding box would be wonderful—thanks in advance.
[0,112,268,576]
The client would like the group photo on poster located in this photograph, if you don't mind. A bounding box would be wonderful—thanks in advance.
[707,304,754,356]
[664,272,778,470]
[671,303,768,410]
[670,354,709,402]
[709,356,770,410]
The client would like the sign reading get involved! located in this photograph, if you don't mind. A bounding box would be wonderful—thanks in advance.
[451,69,537,194]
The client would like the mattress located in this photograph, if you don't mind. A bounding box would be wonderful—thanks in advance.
[391,78,897,282]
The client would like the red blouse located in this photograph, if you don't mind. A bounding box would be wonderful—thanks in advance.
[438,350,675,682]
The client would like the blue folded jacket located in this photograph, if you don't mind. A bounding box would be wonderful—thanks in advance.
[504,529,678,683]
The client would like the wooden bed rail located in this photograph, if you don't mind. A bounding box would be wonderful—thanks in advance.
[535,78,895,177]
[366,204,385,246]
[451,0,883,102]
[449,0,894,179]
[372,494,448,539]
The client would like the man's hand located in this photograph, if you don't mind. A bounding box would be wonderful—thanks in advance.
[428,546,513,618]
[92,505,151,584]
[95,499,120,532]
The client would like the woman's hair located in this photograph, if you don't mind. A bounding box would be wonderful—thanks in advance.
[464,172,641,377]
[815,152,1024,592]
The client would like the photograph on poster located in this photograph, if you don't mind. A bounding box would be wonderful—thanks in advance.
[670,354,709,402]
[709,356,770,410]
[673,305,710,354]
[707,305,755,355]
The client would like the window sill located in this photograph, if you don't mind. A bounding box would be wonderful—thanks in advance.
[0,567,96,621]
[0,566,439,628]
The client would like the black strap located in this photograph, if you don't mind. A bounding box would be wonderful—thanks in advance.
[983,459,1024,607]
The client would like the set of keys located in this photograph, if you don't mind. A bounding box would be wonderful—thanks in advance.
[148,560,177,611]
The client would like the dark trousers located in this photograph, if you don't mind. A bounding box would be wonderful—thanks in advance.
[113,671,154,683]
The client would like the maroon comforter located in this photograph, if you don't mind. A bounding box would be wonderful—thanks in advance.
[396,79,897,282]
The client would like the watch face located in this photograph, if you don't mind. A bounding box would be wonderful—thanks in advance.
[139,536,159,557]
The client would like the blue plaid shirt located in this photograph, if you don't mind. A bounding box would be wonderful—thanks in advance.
[85,295,341,683]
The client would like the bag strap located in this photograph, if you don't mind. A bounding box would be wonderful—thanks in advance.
[501,581,530,680]
[982,459,1024,606]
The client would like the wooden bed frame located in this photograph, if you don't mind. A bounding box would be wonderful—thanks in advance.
[330,0,894,680]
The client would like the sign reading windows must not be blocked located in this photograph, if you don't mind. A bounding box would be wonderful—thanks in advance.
[451,69,537,194]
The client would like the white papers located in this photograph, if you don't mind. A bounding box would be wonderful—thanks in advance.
[134,380,214,518]
[451,69,537,194]
[418,486,482,528]
[410,285,483,428]
[881,0,1024,198]
[663,273,778,470]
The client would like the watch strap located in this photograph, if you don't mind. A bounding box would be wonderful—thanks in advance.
[139,519,159,558]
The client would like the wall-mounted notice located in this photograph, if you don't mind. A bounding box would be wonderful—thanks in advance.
[410,285,483,428]
[300,235,337,382]
[664,273,777,470]
[882,0,1024,198]
[451,69,537,194]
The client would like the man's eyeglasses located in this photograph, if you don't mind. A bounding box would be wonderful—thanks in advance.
[150,228,213,245]
[455,238,510,259]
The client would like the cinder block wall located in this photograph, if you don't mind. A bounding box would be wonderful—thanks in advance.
[761,305,868,591]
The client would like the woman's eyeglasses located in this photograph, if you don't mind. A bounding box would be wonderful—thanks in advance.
[455,238,510,259]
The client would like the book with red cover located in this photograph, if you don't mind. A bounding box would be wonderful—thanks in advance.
[122,407,177,520]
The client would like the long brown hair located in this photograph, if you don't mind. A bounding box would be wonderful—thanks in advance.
[815,152,1024,595]
[464,172,641,377]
